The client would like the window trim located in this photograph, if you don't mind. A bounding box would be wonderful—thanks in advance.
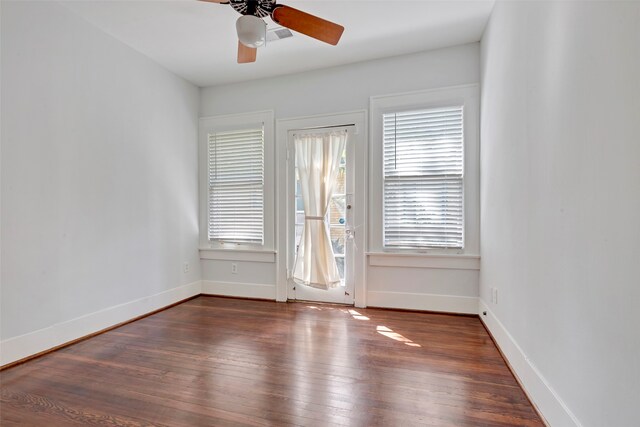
[199,111,275,253]
[369,85,479,256]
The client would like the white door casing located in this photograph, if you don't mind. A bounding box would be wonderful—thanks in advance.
[275,111,367,307]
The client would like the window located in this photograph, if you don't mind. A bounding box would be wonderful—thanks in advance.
[199,110,274,256]
[383,106,464,249]
[208,126,264,244]
[370,86,479,256]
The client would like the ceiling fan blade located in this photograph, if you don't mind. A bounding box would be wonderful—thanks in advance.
[272,5,344,46]
[237,41,257,63]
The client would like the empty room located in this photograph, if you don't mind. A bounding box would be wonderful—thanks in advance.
[1,0,638,426]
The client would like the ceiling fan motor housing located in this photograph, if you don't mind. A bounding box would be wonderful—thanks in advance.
[230,0,276,18]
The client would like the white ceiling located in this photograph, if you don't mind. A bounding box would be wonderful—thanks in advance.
[62,0,494,87]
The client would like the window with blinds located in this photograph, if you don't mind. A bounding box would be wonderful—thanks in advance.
[208,126,264,244]
[383,106,464,249]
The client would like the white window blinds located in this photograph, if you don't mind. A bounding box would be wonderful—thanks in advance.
[208,127,264,244]
[383,106,464,249]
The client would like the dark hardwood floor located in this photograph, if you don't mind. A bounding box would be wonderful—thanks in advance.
[0,296,543,426]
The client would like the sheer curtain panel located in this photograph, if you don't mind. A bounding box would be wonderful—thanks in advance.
[293,131,347,289]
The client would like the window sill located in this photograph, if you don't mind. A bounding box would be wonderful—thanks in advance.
[366,252,480,270]
[199,248,277,263]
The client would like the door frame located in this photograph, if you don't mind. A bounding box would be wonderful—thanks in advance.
[275,111,367,307]
[288,125,355,304]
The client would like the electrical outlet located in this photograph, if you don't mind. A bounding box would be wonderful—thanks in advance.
[492,288,498,304]
[183,262,190,274]
[231,263,238,274]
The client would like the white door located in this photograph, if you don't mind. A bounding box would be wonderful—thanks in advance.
[287,126,355,304]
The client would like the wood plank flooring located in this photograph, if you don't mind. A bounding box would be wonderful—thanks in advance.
[0,296,543,426]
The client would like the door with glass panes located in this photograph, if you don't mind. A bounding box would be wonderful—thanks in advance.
[288,127,355,304]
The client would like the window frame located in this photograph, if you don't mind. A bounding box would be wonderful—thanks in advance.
[369,85,479,255]
[199,111,275,252]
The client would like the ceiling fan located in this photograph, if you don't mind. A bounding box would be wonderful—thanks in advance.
[199,0,345,63]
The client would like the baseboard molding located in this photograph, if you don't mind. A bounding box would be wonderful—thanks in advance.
[479,300,582,427]
[366,291,478,314]
[0,281,202,368]
[201,280,276,300]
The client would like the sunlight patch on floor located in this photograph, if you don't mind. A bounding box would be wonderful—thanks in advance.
[348,309,369,320]
[376,325,421,347]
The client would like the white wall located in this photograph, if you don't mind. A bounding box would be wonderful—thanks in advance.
[200,43,480,312]
[480,1,640,426]
[1,1,200,364]
[201,43,479,118]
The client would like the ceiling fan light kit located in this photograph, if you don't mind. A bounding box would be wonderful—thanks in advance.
[199,0,344,63]
[236,15,267,48]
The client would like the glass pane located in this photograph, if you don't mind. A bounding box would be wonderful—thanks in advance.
[295,208,305,225]
[330,226,345,255]
[334,166,346,195]
[335,256,345,280]
[295,225,303,252]
[329,197,346,225]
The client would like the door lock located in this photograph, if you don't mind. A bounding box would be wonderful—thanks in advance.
[345,227,355,240]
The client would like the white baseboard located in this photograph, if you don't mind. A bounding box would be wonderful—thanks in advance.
[366,290,478,314]
[0,281,202,367]
[479,300,582,427]
[201,280,276,300]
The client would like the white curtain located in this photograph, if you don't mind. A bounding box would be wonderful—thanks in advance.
[293,130,347,290]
